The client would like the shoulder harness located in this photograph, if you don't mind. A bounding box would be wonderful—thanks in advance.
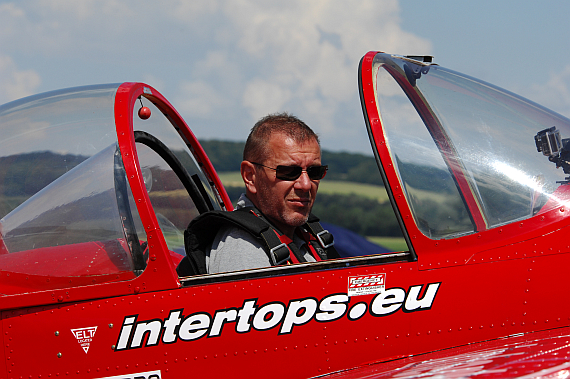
[176,206,339,276]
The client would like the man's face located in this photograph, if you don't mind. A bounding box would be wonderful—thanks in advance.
[249,132,321,236]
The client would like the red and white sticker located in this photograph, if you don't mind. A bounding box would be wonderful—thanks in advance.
[71,326,97,353]
[97,370,161,379]
[348,274,385,297]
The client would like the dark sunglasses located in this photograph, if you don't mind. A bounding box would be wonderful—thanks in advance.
[251,162,328,181]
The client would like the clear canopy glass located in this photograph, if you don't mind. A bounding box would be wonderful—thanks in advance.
[0,84,221,294]
[374,54,570,238]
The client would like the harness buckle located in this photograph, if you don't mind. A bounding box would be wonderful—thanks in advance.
[270,243,290,265]
[316,230,334,249]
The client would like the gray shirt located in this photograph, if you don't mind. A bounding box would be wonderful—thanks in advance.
[206,194,315,274]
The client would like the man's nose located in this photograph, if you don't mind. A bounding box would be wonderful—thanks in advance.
[294,171,313,190]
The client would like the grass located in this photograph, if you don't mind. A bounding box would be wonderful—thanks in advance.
[318,180,388,203]
[216,171,244,187]
[216,171,389,203]
[216,171,401,242]
[367,236,408,252]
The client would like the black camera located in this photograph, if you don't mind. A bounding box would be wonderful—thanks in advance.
[535,126,570,182]
[535,126,562,157]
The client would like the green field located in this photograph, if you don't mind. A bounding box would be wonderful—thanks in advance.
[216,171,244,187]
[367,236,408,252]
[216,171,402,243]
[216,172,389,203]
[319,180,388,203]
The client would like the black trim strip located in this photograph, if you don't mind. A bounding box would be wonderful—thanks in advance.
[113,146,146,272]
[179,252,411,286]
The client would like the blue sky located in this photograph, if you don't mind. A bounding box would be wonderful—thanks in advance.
[400,1,570,93]
[1,0,569,153]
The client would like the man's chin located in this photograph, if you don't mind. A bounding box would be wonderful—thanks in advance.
[287,211,311,227]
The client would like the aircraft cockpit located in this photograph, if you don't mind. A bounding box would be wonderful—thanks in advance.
[0,84,223,297]
[366,53,570,242]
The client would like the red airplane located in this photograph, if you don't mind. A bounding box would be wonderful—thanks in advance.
[0,51,569,378]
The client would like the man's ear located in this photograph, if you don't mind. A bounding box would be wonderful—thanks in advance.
[241,161,257,194]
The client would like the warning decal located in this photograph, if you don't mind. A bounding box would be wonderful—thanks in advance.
[348,274,385,297]
[71,326,98,354]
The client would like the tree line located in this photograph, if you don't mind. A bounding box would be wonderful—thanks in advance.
[223,183,402,238]
[1,141,458,238]
[199,140,383,186]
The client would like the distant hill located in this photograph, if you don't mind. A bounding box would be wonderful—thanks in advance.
[0,151,88,218]
[198,140,245,172]
[199,139,383,186]
[0,151,87,197]
[0,142,453,238]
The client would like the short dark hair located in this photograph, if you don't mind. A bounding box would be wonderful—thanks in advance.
[243,113,320,163]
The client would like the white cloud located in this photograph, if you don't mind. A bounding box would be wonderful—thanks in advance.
[167,0,220,21]
[218,0,432,138]
[527,65,570,118]
[242,79,292,117]
[177,80,225,118]
[0,55,41,103]
[0,0,433,152]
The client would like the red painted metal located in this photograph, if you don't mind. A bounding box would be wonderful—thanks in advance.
[3,249,570,378]
[0,59,569,378]
[321,327,570,378]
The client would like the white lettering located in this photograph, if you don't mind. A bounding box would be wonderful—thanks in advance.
[162,310,182,343]
[209,309,238,337]
[116,316,136,350]
[280,298,318,334]
[252,303,285,330]
[95,369,161,379]
[236,300,257,333]
[316,294,349,322]
[178,313,210,341]
[131,320,162,348]
[370,288,405,316]
[404,283,440,312]
[114,282,441,350]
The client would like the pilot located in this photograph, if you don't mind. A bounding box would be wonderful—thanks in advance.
[205,113,339,273]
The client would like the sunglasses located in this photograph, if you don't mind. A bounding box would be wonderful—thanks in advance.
[251,162,328,181]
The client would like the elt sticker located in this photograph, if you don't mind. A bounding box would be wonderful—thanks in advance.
[348,274,385,297]
[71,326,97,353]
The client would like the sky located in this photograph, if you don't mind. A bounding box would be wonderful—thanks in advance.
[1,0,570,154]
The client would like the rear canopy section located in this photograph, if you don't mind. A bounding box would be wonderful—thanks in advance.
[0,83,228,304]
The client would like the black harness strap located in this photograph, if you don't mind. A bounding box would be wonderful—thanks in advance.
[247,208,307,264]
[177,207,290,276]
[304,214,340,260]
[176,207,338,277]
[258,227,291,265]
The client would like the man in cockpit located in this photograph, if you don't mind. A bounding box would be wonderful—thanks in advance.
[205,113,338,273]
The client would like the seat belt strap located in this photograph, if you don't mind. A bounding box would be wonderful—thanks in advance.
[305,218,335,249]
[259,228,290,266]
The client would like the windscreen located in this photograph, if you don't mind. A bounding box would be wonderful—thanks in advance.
[375,64,475,238]
[374,54,570,237]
